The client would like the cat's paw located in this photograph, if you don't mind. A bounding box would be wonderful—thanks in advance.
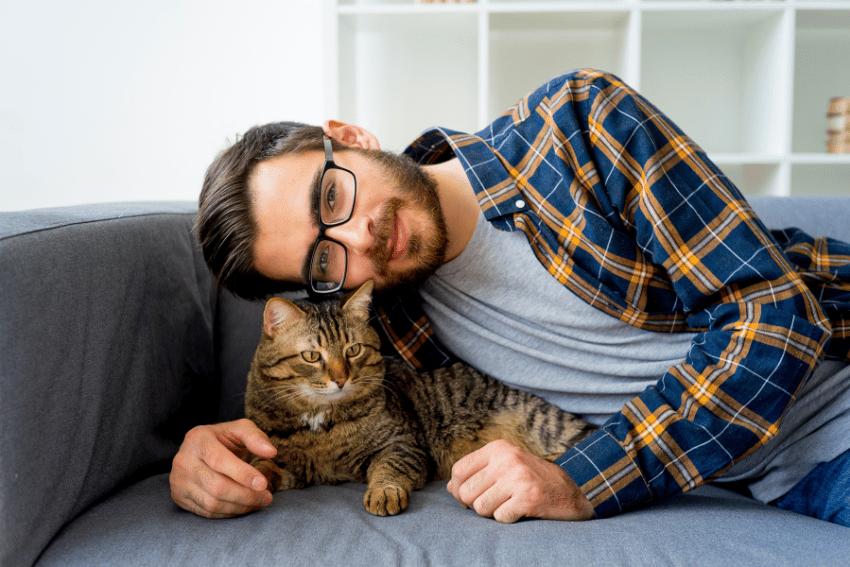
[251,460,283,492]
[250,458,303,492]
[364,484,409,516]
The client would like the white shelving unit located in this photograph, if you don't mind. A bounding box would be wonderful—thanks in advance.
[324,0,850,196]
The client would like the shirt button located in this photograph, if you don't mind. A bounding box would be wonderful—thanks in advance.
[515,200,526,209]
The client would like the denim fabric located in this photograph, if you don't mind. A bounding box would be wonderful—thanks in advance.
[776,448,850,527]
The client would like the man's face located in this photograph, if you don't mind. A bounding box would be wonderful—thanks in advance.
[251,146,448,293]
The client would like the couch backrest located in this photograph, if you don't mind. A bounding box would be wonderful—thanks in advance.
[0,203,232,567]
[749,195,849,241]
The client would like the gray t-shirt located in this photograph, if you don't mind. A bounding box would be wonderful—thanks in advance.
[420,211,850,503]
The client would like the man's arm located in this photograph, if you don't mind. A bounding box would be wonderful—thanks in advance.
[169,419,278,518]
[540,70,831,517]
[447,69,832,522]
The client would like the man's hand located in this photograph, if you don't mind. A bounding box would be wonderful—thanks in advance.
[447,440,595,524]
[170,418,278,519]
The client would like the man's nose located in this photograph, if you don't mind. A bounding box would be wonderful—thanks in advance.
[324,215,374,257]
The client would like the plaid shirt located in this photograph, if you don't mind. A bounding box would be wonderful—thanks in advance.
[374,69,850,518]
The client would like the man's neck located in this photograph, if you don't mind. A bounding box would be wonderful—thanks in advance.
[422,158,479,263]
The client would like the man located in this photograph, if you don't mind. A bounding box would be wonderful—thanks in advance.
[171,69,850,525]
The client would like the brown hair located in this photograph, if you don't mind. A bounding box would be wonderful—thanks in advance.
[196,122,327,300]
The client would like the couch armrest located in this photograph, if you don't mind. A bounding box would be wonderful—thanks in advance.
[0,203,220,567]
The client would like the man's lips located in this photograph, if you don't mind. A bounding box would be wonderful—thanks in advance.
[389,213,406,261]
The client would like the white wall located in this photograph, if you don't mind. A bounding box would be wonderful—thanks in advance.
[0,0,325,211]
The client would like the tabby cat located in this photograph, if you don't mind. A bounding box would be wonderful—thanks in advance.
[244,281,596,517]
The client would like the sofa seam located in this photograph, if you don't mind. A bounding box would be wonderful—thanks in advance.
[0,211,197,243]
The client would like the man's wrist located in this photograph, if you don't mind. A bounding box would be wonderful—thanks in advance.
[556,429,653,519]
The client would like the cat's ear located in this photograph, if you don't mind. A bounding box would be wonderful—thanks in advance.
[341,280,374,321]
[263,297,304,337]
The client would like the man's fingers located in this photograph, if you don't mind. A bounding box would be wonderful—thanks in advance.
[221,419,278,459]
[456,468,494,508]
[492,495,527,525]
[199,436,267,491]
[449,445,490,505]
[175,479,272,519]
[170,452,272,518]
[170,420,279,518]
[471,481,512,519]
[187,422,273,492]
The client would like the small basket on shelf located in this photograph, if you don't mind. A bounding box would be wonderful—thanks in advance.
[827,97,850,154]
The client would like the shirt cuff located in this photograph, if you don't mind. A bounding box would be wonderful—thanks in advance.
[555,429,654,519]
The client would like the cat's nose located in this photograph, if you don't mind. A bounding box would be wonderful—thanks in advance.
[328,360,349,388]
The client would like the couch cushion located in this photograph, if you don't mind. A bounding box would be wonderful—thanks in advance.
[35,476,850,567]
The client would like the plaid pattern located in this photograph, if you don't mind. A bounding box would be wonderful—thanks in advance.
[374,70,850,517]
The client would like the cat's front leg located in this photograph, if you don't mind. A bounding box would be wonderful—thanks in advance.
[248,457,304,493]
[363,445,428,516]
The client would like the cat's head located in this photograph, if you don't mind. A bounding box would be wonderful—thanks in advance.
[249,281,384,411]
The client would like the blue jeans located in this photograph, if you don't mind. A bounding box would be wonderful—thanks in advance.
[775,448,850,527]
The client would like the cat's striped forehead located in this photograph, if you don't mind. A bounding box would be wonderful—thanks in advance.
[294,297,366,344]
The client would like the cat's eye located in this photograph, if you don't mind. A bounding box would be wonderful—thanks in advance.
[301,351,321,363]
[346,344,362,357]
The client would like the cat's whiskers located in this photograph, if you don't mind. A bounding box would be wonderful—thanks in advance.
[266,385,309,406]
[355,375,399,398]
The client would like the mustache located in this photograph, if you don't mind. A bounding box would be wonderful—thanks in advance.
[367,197,405,276]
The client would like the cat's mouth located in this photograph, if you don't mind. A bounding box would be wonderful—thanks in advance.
[308,381,355,403]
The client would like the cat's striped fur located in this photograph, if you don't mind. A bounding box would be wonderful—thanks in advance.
[245,281,596,516]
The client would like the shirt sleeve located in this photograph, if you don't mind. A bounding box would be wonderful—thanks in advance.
[543,70,833,518]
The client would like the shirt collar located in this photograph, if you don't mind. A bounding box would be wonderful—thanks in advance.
[403,126,525,222]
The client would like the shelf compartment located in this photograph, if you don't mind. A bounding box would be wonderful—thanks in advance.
[337,12,479,152]
[792,9,850,154]
[488,10,633,122]
[640,9,791,156]
[337,1,481,14]
[790,162,850,196]
[713,160,786,197]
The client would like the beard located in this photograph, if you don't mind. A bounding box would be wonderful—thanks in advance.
[352,147,449,294]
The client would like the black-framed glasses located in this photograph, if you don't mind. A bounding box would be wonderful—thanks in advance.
[308,137,357,294]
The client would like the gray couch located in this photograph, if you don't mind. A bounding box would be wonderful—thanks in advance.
[2,198,849,567]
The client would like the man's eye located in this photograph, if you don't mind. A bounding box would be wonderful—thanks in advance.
[318,248,330,274]
[325,185,337,211]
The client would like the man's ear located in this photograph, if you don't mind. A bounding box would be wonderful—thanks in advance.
[323,120,381,150]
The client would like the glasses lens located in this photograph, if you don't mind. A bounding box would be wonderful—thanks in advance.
[310,238,347,292]
[320,168,356,225]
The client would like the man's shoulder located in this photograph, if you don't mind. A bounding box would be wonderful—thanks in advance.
[371,290,456,371]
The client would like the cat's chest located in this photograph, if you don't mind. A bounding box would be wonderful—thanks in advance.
[297,411,329,432]
[280,412,385,447]
[272,413,390,484]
